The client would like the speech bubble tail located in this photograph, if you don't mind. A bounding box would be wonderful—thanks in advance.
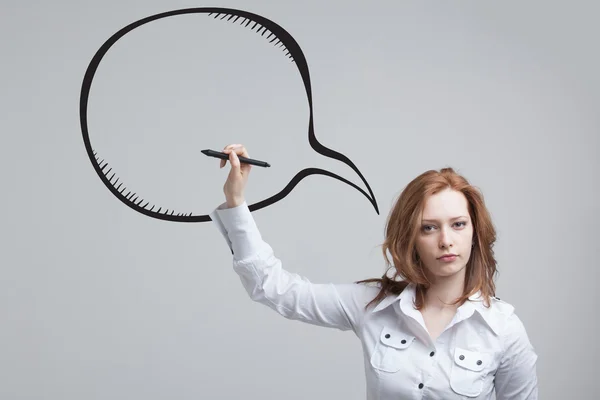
[247,167,379,215]
[299,110,379,215]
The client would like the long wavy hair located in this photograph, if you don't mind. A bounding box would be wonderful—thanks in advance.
[357,167,498,310]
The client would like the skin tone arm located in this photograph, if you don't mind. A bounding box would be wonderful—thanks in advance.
[219,144,252,208]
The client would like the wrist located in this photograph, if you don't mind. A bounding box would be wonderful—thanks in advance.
[226,197,245,208]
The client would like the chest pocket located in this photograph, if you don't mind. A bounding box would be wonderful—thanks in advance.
[450,347,491,397]
[370,326,415,373]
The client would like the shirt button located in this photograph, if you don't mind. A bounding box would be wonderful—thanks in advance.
[418,383,424,389]
[401,339,407,344]
[430,351,435,357]
[385,334,390,338]
[477,360,482,365]
[459,355,465,360]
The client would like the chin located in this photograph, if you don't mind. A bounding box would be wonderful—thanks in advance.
[431,263,467,279]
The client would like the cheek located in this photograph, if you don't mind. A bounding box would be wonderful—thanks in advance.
[467,225,474,237]
[415,239,434,258]
[414,240,423,257]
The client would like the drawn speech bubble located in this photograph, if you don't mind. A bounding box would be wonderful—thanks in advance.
[80,7,379,222]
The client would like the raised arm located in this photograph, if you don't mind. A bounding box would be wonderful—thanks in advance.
[208,144,376,333]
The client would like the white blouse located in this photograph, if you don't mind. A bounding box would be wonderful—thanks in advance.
[209,202,539,399]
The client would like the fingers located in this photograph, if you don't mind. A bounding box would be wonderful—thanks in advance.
[222,144,249,158]
[227,151,247,184]
[220,144,249,168]
[229,149,241,170]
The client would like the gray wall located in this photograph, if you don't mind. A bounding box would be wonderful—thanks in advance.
[2,0,598,399]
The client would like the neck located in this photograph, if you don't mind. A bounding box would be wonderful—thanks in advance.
[423,271,465,311]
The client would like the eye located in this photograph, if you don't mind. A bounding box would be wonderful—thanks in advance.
[422,225,436,232]
[454,221,467,228]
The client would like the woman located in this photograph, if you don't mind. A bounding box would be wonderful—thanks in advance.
[209,144,538,399]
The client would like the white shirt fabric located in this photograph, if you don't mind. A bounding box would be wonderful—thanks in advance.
[209,202,539,400]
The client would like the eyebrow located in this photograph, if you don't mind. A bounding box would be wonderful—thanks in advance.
[421,216,469,223]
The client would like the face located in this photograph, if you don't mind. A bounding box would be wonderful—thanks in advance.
[415,188,474,281]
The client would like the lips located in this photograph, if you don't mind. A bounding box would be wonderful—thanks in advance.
[438,254,457,261]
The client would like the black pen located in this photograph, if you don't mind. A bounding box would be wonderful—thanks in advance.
[201,149,271,168]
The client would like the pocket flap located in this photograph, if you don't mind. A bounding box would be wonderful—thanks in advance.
[453,347,488,372]
[379,328,415,349]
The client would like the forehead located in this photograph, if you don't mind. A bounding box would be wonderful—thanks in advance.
[421,189,469,219]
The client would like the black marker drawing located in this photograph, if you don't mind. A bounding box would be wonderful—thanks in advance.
[80,7,379,222]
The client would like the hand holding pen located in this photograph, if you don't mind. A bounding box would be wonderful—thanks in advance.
[203,144,262,208]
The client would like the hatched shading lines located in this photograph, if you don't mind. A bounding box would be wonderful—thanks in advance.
[208,12,295,62]
[93,149,195,217]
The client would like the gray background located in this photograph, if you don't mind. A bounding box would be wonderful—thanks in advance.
[2,0,598,399]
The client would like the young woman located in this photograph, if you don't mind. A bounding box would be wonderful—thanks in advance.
[209,144,538,399]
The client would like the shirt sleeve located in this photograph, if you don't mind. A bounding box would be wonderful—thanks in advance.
[494,312,539,400]
[208,201,376,333]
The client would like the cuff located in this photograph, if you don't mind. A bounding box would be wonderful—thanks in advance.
[209,201,265,260]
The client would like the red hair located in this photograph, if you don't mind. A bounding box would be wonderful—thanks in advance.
[357,167,498,310]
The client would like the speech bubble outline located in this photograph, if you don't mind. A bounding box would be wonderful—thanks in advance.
[80,7,379,222]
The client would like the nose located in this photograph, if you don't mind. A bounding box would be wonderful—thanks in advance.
[439,227,453,249]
